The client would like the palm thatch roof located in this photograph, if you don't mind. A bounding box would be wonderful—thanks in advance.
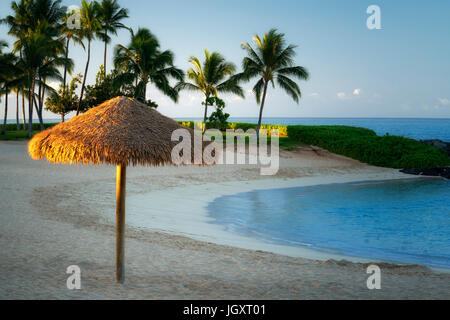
[29,96,214,166]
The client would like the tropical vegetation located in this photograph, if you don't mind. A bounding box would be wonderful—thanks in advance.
[113,28,184,106]
[237,29,309,136]
[45,74,82,122]
[175,50,244,134]
[1,1,312,140]
[287,125,450,169]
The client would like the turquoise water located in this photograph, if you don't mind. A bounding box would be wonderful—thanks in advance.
[177,117,450,142]
[206,179,450,269]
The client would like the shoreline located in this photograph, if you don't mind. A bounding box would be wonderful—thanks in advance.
[120,172,440,268]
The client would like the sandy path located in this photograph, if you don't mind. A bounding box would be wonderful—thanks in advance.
[0,141,448,299]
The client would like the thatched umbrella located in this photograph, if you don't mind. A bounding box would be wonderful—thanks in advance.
[29,96,214,283]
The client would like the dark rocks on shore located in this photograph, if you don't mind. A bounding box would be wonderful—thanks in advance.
[420,139,450,156]
[400,167,450,179]
[402,140,450,179]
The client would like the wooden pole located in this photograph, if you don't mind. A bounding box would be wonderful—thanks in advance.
[116,165,126,283]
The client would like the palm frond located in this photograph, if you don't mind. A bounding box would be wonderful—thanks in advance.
[277,74,301,103]
[252,78,265,104]
[216,77,244,98]
[174,82,201,93]
[277,66,309,81]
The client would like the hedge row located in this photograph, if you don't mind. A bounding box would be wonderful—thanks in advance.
[287,125,450,169]
[0,123,57,131]
[177,121,288,136]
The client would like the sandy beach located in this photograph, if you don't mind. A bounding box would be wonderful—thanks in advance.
[0,140,449,299]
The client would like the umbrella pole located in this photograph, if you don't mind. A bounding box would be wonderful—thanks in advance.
[116,164,126,283]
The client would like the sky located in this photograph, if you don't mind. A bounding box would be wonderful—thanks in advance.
[1,0,450,120]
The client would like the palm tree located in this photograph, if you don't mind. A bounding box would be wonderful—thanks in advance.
[175,50,244,134]
[96,0,129,75]
[1,0,32,131]
[18,30,48,137]
[3,0,68,134]
[114,28,184,104]
[30,0,66,26]
[60,10,85,92]
[1,1,30,40]
[76,0,101,115]
[0,46,19,135]
[238,29,309,136]
[36,52,73,126]
[10,63,28,130]
[31,20,70,130]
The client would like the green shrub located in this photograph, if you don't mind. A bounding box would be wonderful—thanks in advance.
[177,121,288,136]
[287,125,450,169]
[260,124,288,137]
[229,122,258,131]
[177,121,195,129]
[0,122,57,132]
[0,130,40,140]
[206,121,229,131]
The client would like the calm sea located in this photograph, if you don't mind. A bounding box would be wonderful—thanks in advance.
[207,179,450,269]
[8,117,450,142]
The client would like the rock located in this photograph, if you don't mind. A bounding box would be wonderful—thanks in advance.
[400,167,450,179]
[420,139,450,156]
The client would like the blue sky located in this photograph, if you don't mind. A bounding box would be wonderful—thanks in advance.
[1,0,449,120]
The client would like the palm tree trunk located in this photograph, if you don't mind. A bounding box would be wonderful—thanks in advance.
[63,38,69,92]
[143,81,147,102]
[19,50,26,130]
[32,95,44,131]
[40,79,46,115]
[1,90,8,135]
[77,39,91,115]
[27,78,35,138]
[256,81,269,138]
[36,78,44,130]
[16,91,20,130]
[202,97,208,135]
[21,89,26,130]
[41,83,45,107]
[39,84,46,131]
[38,78,42,106]
[61,112,65,123]
[103,31,108,75]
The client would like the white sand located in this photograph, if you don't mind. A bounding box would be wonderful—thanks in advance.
[0,141,449,299]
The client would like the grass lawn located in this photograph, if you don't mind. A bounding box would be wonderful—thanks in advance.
[0,130,39,141]
[204,131,302,151]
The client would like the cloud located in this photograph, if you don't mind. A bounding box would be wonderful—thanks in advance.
[353,88,361,95]
[231,95,244,101]
[309,92,319,97]
[438,98,450,106]
[47,81,60,90]
[423,105,440,111]
[337,92,346,99]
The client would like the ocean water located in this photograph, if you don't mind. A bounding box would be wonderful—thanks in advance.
[206,179,450,269]
[178,117,450,142]
[8,117,450,141]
